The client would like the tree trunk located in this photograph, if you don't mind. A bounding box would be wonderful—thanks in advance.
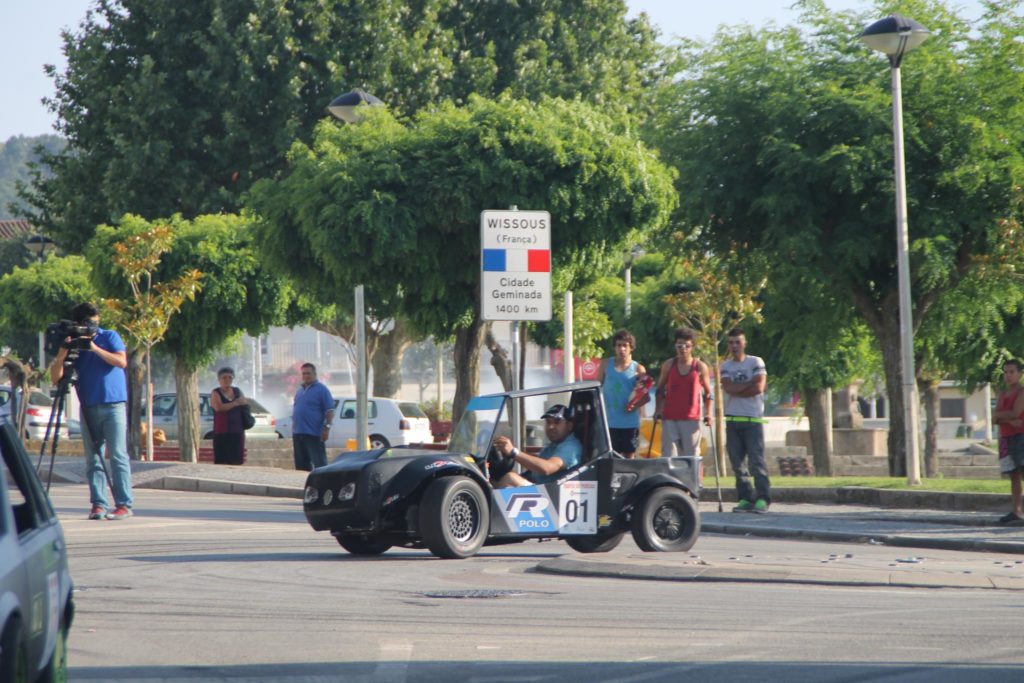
[371,319,411,398]
[452,317,487,424]
[709,360,727,474]
[920,378,940,478]
[804,387,833,476]
[484,323,513,391]
[126,348,144,460]
[175,358,200,463]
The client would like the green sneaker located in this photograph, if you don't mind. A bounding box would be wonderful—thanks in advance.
[752,499,769,514]
[732,500,753,513]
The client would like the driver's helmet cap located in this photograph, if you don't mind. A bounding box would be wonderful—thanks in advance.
[542,404,574,422]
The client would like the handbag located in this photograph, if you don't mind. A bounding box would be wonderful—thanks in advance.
[240,403,256,430]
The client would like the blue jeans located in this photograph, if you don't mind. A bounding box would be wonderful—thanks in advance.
[293,434,327,471]
[726,420,770,504]
[81,401,133,510]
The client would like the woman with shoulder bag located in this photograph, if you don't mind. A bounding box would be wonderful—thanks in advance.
[210,367,246,465]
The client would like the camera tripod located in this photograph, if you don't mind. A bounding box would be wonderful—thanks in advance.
[36,355,114,497]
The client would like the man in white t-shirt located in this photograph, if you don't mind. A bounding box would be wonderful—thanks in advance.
[719,328,770,513]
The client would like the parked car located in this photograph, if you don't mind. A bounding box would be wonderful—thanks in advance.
[276,397,433,450]
[0,422,74,681]
[146,393,278,440]
[302,381,703,559]
[0,387,68,442]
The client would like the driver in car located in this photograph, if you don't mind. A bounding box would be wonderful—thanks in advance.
[493,404,582,487]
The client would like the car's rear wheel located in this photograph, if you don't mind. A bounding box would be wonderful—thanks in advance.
[564,532,625,553]
[337,535,392,555]
[631,487,699,552]
[370,434,390,449]
[0,618,29,683]
[419,476,489,559]
[38,615,68,683]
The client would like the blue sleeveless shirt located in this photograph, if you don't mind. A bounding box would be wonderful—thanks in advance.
[603,360,640,429]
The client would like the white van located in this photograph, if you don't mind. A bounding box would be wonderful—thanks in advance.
[276,397,433,450]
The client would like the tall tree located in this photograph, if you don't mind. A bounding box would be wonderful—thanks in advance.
[88,214,295,461]
[651,0,1024,475]
[248,97,676,420]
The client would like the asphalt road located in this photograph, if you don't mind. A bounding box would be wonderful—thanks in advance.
[51,483,1024,683]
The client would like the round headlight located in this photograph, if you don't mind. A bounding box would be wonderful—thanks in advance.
[323,489,334,505]
[303,486,319,504]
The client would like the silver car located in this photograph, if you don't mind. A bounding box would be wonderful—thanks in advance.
[148,393,278,440]
[0,387,68,441]
[0,422,73,680]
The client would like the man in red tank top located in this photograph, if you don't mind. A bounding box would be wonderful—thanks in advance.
[654,327,712,457]
[994,359,1024,525]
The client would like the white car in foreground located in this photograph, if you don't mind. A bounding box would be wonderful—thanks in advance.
[276,397,433,450]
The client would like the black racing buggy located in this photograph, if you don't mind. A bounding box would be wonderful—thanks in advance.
[302,381,703,559]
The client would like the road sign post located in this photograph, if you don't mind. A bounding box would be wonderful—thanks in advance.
[480,210,552,323]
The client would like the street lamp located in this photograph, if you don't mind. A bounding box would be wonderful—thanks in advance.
[26,234,56,376]
[624,245,644,320]
[327,89,384,450]
[860,14,930,486]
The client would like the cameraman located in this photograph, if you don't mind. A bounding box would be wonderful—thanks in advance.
[50,302,134,521]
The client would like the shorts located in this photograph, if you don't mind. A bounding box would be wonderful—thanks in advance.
[609,427,640,455]
[999,434,1024,474]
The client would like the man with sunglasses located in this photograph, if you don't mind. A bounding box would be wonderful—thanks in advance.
[492,404,582,487]
[654,327,712,458]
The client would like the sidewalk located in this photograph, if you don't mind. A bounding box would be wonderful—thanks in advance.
[43,456,1024,590]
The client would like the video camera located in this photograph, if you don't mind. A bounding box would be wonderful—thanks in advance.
[45,319,99,358]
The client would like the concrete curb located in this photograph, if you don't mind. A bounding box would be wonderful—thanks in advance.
[699,522,1024,555]
[138,476,304,500]
[534,557,1020,590]
[704,486,1010,512]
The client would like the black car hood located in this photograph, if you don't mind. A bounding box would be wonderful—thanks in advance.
[315,447,459,474]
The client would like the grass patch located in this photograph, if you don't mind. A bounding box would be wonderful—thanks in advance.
[769,476,1008,494]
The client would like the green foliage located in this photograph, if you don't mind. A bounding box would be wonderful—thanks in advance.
[0,255,97,333]
[0,135,63,218]
[87,214,294,370]
[248,96,677,339]
[27,0,668,253]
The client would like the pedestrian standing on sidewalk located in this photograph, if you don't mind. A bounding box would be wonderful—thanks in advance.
[994,358,1024,525]
[210,367,247,465]
[291,363,334,471]
[654,327,712,457]
[50,302,134,520]
[598,329,647,458]
[720,328,770,513]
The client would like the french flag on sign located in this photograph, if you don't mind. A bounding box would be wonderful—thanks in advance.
[482,249,550,273]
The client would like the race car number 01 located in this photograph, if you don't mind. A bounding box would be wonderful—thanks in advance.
[558,481,597,535]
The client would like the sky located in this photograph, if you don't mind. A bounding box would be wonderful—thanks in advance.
[0,1,984,141]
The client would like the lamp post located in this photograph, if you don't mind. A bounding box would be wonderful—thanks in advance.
[624,245,643,320]
[328,89,384,450]
[26,235,56,377]
[860,15,930,485]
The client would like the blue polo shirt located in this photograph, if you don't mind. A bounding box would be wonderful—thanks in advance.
[74,328,127,407]
[292,380,333,436]
[530,433,583,484]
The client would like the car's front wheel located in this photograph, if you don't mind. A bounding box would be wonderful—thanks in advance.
[38,615,68,683]
[370,434,390,449]
[419,476,489,559]
[631,487,699,552]
[336,535,392,555]
[564,532,625,553]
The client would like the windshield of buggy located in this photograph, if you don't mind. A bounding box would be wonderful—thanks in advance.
[447,394,506,460]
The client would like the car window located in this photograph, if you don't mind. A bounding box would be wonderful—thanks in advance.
[0,390,9,407]
[29,390,53,407]
[200,395,213,418]
[1,425,54,535]
[399,402,427,418]
[247,398,269,414]
[152,395,177,416]
[339,400,377,419]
